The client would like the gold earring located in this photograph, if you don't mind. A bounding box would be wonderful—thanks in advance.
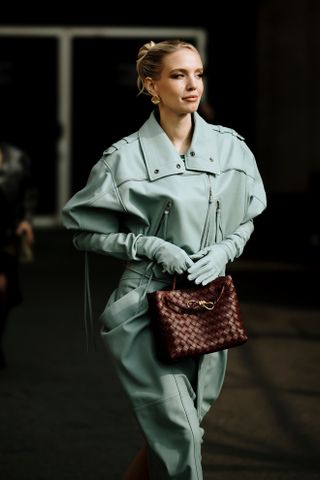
[151,95,160,105]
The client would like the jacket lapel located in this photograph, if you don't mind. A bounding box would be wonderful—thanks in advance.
[139,111,221,181]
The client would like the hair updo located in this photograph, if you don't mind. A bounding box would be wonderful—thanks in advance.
[136,39,199,96]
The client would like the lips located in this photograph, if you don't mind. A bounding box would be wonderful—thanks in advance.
[183,96,199,101]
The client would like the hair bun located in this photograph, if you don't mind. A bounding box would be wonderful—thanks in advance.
[137,41,155,61]
[145,41,155,51]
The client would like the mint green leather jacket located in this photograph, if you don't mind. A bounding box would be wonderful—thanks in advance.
[62,111,266,267]
[62,111,267,447]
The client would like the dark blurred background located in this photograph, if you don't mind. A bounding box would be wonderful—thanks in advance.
[0,1,319,266]
[1,2,320,479]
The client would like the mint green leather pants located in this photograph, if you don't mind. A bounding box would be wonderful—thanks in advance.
[100,267,228,479]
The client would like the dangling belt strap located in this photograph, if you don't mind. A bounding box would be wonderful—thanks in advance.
[84,251,95,351]
[83,254,173,351]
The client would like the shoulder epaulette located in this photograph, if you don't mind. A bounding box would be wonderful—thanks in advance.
[103,132,139,155]
[211,124,245,141]
[103,145,117,155]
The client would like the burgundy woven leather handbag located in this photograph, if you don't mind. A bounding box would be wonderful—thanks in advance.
[147,275,248,362]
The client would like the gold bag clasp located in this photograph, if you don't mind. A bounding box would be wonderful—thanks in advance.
[187,300,215,310]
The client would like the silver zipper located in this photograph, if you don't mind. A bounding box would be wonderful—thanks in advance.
[215,200,222,242]
[154,200,172,236]
[200,178,214,248]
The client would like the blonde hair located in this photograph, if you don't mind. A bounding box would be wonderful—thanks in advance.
[136,39,199,96]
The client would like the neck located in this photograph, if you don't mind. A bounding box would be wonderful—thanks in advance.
[158,111,193,154]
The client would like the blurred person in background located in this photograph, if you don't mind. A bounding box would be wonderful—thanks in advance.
[62,39,266,479]
[0,140,36,368]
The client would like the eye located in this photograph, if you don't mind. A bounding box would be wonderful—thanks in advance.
[171,73,184,79]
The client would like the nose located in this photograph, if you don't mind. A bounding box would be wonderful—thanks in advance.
[186,75,197,90]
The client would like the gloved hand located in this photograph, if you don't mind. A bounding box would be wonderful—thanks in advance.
[188,220,255,285]
[136,236,193,275]
[187,244,229,285]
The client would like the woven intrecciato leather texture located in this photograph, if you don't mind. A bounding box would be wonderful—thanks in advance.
[147,275,248,361]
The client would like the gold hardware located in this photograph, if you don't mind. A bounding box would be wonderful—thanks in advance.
[187,300,215,310]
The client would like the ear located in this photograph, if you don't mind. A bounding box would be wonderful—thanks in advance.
[144,77,158,96]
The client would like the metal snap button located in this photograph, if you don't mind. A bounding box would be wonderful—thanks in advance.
[190,151,195,156]
[154,169,159,174]
[176,164,181,169]
[210,157,214,162]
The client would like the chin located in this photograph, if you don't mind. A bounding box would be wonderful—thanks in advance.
[180,104,199,115]
[187,105,200,114]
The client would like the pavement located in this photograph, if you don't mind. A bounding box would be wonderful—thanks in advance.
[0,228,319,480]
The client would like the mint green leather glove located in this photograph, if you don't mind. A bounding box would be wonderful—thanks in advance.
[187,244,229,285]
[136,236,193,275]
[188,220,254,285]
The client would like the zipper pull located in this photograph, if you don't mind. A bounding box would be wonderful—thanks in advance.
[209,188,213,204]
[164,201,172,214]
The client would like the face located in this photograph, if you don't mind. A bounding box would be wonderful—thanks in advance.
[149,47,204,115]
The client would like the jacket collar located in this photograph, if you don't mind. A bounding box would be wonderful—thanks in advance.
[138,111,221,181]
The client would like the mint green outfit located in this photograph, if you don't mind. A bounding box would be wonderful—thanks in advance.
[62,111,266,479]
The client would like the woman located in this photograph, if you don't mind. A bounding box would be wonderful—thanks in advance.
[0,141,36,368]
[62,39,266,479]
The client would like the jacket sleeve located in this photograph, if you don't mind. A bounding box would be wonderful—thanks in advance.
[62,157,143,261]
[220,219,254,260]
[218,141,267,261]
[242,141,267,223]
